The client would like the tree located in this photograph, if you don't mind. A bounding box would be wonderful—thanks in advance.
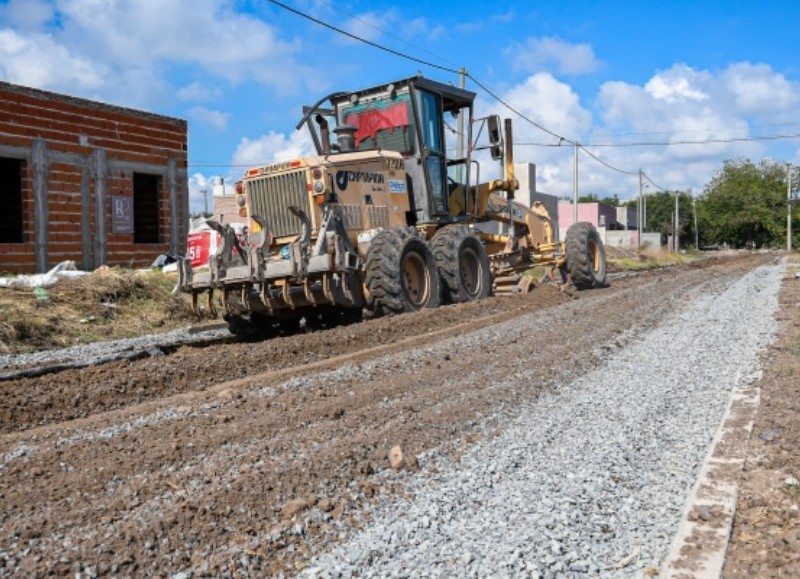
[578,193,621,206]
[643,191,696,247]
[697,159,794,248]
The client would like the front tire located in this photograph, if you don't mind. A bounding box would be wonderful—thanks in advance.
[365,227,441,316]
[432,225,492,303]
[565,222,607,289]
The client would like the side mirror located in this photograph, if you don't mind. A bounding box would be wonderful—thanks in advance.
[487,115,501,145]
[487,115,502,160]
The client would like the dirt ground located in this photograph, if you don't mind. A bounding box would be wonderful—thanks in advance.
[722,256,800,577]
[0,252,796,577]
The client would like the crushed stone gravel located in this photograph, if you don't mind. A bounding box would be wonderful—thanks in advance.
[302,260,784,578]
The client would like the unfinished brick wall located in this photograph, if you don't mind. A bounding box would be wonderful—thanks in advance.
[0,81,189,273]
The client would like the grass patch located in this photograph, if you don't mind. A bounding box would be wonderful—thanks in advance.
[0,268,197,355]
[607,248,701,272]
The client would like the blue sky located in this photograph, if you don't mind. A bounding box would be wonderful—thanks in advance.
[1,0,799,214]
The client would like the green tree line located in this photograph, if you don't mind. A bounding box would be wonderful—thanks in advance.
[582,159,799,249]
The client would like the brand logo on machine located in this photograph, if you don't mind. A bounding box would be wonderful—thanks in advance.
[335,170,385,190]
[257,161,296,175]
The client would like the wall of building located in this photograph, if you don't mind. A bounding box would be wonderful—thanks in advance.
[558,202,626,242]
[616,206,638,230]
[605,230,641,248]
[0,81,188,273]
[514,162,560,239]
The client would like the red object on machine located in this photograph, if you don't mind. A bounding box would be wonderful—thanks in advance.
[345,102,409,147]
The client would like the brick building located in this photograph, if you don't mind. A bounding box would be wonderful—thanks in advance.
[0,81,188,273]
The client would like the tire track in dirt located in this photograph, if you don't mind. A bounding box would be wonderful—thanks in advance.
[0,253,774,577]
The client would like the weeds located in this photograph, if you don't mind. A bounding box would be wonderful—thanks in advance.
[0,268,196,354]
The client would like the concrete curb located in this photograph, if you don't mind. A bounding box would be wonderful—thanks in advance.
[662,367,761,578]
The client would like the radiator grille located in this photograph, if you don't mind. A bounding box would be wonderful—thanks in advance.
[366,205,389,229]
[247,171,309,238]
[340,205,363,229]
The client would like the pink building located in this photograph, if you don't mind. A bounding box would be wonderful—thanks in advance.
[558,201,642,247]
[558,202,618,230]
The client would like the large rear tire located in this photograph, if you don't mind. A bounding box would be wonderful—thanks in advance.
[365,227,441,316]
[432,225,492,303]
[565,222,607,289]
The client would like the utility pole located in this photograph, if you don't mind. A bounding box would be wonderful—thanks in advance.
[674,190,680,252]
[643,187,647,232]
[638,169,643,244]
[788,166,793,252]
[692,190,698,250]
[573,142,579,225]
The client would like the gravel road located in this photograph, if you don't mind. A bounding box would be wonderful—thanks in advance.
[304,260,783,577]
[0,254,782,577]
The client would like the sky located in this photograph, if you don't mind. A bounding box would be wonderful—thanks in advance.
[1,0,799,214]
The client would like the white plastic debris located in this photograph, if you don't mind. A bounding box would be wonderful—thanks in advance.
[0,261,88,288]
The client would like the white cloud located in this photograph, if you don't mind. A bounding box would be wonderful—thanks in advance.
[188,172,211,215]
[491,72,592,140]
[723,62,798,116]
[0,29,105,90]
[402,16,446,41]
[53,0,301,87]
[188,106,230,131]
[232,130,315,167]
[585,62,796,195]
[340,9,448,44]
[341,11,390,44]
[0,0,54,29]
[0,0,306,105]
[177,81,223,103]
[509,36,601,76]
[644,64,709,103]
[492,11,515,23]
[473,73,594,198]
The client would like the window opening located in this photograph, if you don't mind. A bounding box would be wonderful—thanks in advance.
[0,158,23,243]
[133,172,161,243]
[340,92,415,154]
[415,90,447,214]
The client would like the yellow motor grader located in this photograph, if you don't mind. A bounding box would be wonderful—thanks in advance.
[178,74,606,335]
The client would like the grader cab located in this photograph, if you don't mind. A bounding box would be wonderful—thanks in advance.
[178,74,606,336]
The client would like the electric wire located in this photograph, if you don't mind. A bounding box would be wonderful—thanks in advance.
[642,172,668,192]
[265,0,459,74]
[266,0,655,179]
[310,0,461,69]
[517,132,800,148]
[578,145,638,176]
[254,1,722,184]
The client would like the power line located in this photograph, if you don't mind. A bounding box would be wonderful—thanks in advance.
[266,0,574,145]
[265,0,459,74]
[517,132,800,148]
[642,172,668,192]
[258,1,654,183]
[578,144,638,176]
[310,0,461,69]
[586,133,800,147]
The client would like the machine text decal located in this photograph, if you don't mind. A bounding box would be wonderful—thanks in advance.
[335,170,386,191]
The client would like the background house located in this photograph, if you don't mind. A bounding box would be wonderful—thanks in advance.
[0,81,189,273]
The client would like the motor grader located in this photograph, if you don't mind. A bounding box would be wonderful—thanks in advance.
[178,74,606,336]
